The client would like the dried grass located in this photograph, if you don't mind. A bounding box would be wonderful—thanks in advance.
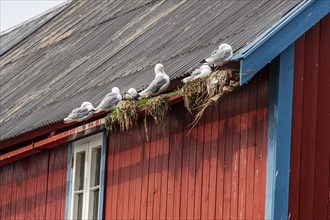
[105,108,118,133]
[146,95,169,126]
[116,100,139,131]
[189,70,239,132]
[183,78,208,114]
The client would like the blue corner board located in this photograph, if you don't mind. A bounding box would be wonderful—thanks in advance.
[98,130,107,219]
[237,0,329,85]
[64,143,72,220]
[265,44,295,220]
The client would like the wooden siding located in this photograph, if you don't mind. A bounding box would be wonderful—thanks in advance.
[0,146,67,220]
[289,14,330,220]
[104,72,269,219]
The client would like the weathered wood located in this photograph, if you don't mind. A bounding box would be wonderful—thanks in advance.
[288,34,305,220]
[0,147,66,220]
[207,101,219,219]
[140,117,151,220]
[289,16,330,220]
[193,109,205,220]
[253,72,268,219]
[186,108,198,220]
[246,76,258,219]
[0,72,271,220]
[179,109,191,219]
[104,128,115,219]
[146,118,156,220]
[215,97,227,219]
[313,14,330,220]
[231,87,242,219]
[223,92,235,220]
[238,83,249,219]
[173,105,185,220]
[110,131,120,219]
[201,106,212,219]
[299,22,320,220]
[159,117,170,220]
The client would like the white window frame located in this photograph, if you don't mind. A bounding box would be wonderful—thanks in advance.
[67,132,105,220]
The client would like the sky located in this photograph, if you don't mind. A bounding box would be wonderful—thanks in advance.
[0,0,66,33]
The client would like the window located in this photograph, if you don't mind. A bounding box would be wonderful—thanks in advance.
[67,133,105,220]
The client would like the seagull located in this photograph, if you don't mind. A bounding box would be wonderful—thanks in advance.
[182,65,212,83]
[64,102,95,123]
[139,63,170,98]
[94,87,122,113]
[124,88,140,100]
[182,67,201,83]
[201,43,233,66]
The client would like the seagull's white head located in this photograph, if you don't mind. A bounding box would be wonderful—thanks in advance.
[81,102,94,110]
[218,43,232,50]
[200,65,212,71]
[155,63,165,76]
[128,88,138,96]
[112,87,120,94]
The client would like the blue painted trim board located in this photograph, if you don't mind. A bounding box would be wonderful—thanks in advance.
[98,130,107,219]
[265,44,295,219]
[64,143,72,220]
[238,0,329,84]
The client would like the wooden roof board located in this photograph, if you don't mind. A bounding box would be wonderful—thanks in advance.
[0,0,301,141]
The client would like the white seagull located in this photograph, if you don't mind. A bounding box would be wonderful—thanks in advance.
[124,88,140,100]
[202,43,233,66]
[139,63,170,98]
[94,87,122,113]
[182,65,212,83]
[64,102,95,123]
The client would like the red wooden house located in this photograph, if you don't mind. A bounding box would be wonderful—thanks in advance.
[0,1,329,219]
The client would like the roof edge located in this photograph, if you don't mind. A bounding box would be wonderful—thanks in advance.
[235,0,329,85]
[0,93,184,166]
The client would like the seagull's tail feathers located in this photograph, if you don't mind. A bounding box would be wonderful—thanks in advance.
[182,76,194,83]
[93,107,102,113]
[64,117,71,123]
[200,59,206,64]
[138,89,149,98]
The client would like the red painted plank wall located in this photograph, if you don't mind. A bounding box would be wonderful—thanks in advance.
[0,145,67,220]
[104,71,269,219]
[289,14,330,220]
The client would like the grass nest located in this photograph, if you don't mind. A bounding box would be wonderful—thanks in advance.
[189,70,240,131]
[116,99,139,131]
[146,94,169,126]
[105,108,118,133]
[183,78,209,114]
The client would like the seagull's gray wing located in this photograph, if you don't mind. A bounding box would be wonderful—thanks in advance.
[211,50,218,56]
[212,48,232,61]
[75,108,91,118]
[69,107,90,119]
[98,93,120,109]
[182,69,200,83]
[148,75,167,94]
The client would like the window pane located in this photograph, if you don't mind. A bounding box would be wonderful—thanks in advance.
[92,189,99,220]
[88,189,99,220]
[90,147,101,187]
[74,152,85,191]
[73,193,83,220]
